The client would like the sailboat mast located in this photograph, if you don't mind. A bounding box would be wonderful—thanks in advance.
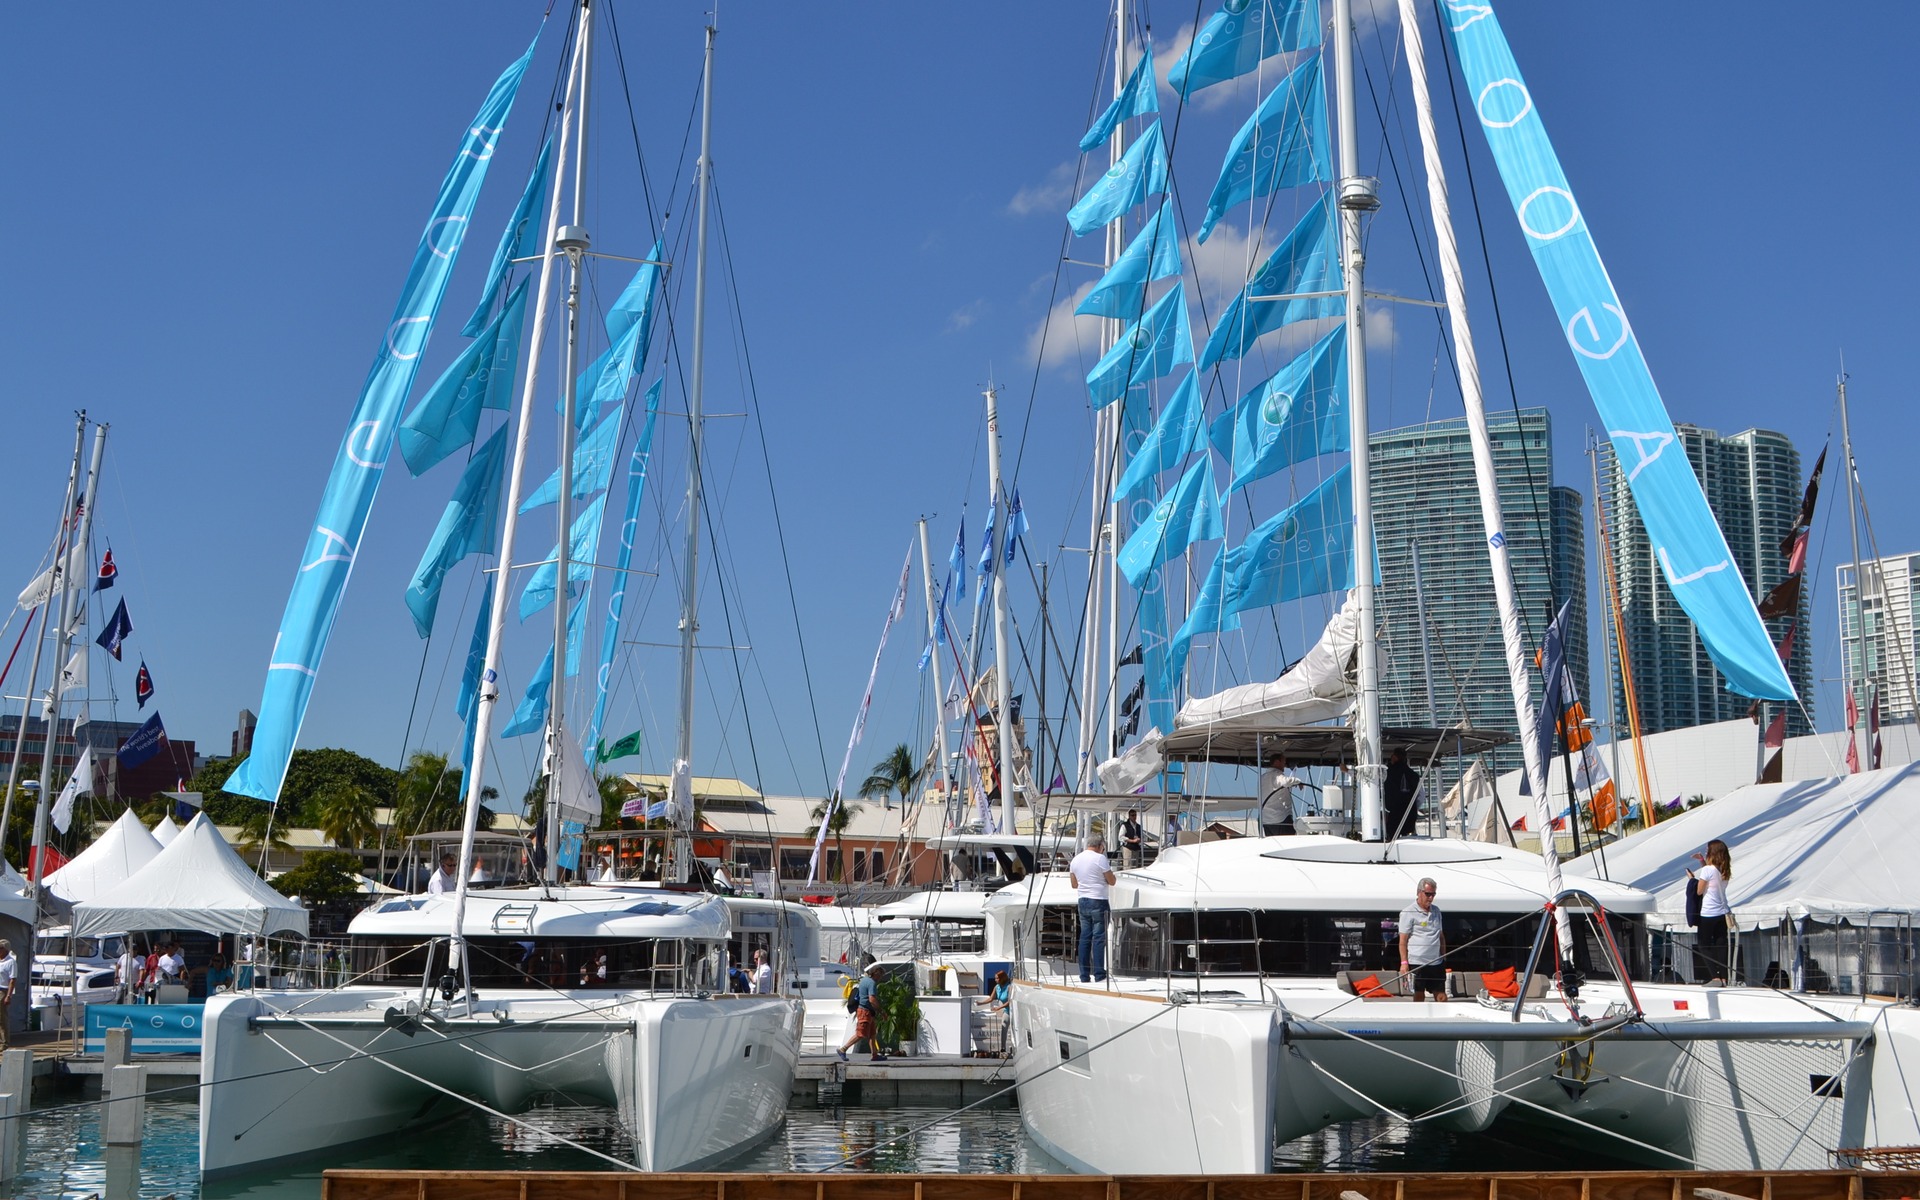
[546,5,597,884]
[0,413,84,848]
[1331,0,1385,840]
[984,385,1018,834]
[1838,373,1871,770]
[917,518,953,823]
[450,21,586,977]
[672,23,718,879]
[1104,0,1128,767]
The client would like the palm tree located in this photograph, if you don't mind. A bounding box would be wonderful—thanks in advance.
[312,780,379,850]
[859,743,923,813]
[805,793,864,882]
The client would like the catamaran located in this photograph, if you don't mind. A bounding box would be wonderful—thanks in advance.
[198,7,804,1178]
[1004,0,1920,1175]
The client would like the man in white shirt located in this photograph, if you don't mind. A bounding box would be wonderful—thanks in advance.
[751,948,775,995]
[1069,836,1117,983]
[0,940,15,1047]
[427,853,460,895]
[1259,752,1303,836]
[117,945,143,1004]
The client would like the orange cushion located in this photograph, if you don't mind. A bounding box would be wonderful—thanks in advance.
[1482,967,1520,998]
[1352,973,1392,998]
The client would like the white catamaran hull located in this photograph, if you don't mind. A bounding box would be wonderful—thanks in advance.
[1012,979,1885,1174]
[198,988,799,1178]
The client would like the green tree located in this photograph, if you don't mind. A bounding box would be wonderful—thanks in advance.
[192,747,399,829]
[232,801,293,855]
[805,793,864,882]
[859,743,923,813]
[271,850,365,905]
[312,780,380,850]
[391,750,493,836]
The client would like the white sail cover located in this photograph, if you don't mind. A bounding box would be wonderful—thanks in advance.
[71,813,307,938]
[45,809,164,905]
[1097,594,1371,793]
[544,732,602,826]
[152,815,181,846]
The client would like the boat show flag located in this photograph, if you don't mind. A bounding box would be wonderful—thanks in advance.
[1115,372,1204,502]
[1167,0,1323,99]
[456,584,493,773]
[520,401,625,514]
[600,729,643,762]
[1066,121,1168,237]
[949,519,967,600]
[405,425,510,638]
[1199,199,1342,370]
[1117,456,1223,588]
[1081,43,1158,152]
[135,661,154,710]
[1207,323,1348,491]
[1077,201,1183,321]
[117,712,168,770]
[226,38,537,804]
[1085,284,1194,409]
[463,132,552,338]
[1445,2,1792,702]
[399,277,529,476]
[95,598,132,661]
[93,549,116,592]
[1197,54,1331,243]
[519,495,608,622]
[51,750,92,835]
[587,379,662,763]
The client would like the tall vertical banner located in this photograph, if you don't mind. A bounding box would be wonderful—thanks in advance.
[226,40,538,803]
[1443,2,1792,701]
[588,380,663,763]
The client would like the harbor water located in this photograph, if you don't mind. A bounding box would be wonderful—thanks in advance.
[10,1090,1628,1199]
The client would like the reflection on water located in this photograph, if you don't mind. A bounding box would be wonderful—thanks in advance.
[14,1091,1629,1200]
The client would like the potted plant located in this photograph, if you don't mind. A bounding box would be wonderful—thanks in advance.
[874,976,923,1056]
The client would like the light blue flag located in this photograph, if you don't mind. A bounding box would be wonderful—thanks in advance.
[1207,322,1347,491]
[606,239,666,344]
[463,133,552,337]
[1117,456,1223,588]
[1080,44,1160,152]
[226,37,537,804]
[456,584,493,772]
[1077,202,1184,320]
[570,243,666,433]
[1138,562,1177,735]
[1114,372,1204,502]
[587,380,661,764]
[1168,0,1323,98]
[1066,122,1168,237]
[503,595,591,739]
[977,504,997,579]
[1220,464,1355,618]
[1168,551,1243,687]
[1199,198,1341,371]
[399,277,530,476]
[404,425,509,639]
[520,494,606,622]
[1086,284,1194,409]
[948,519,966,601]
[1197,55,1331,243]
[1444,2,1793,703]
[520,402,624,513]
[1005,490,1028,563]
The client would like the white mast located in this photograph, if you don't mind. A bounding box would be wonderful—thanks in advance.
[0,413,85,846]
[28,420,106,896]
[670,22,718,880]
[450,19,586,983]
[917,517,953,824]
[1838,373,1871,771]
[984,384,1018,834]
[1398,0,1571,938]
[1331,0,1386,840]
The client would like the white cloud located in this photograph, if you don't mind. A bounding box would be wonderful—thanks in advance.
[1008,161,1078,218]
[1026,282,1104,372]
[946,299,988,333]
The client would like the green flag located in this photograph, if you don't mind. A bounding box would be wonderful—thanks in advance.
[603,730,643,761]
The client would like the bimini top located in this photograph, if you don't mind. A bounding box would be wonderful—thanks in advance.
[871,890,992,923]
[1113,834,1655,915]
[350,884,732,941]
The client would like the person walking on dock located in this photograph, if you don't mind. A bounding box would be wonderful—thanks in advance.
[0,940,15,1047]
[838,963,888,1063]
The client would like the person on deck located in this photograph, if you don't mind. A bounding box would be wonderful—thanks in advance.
[751,949,775,995]
[1384,749,1421,839]
[1070,836,1117,983]
[427,853,460,895]
[116,943,143,1004]
[1120,810,1144,868]
[0,941,15,1048]
[1398,877,1447,1001]
[1691,839,1734,985]
[1259,752,1304,836]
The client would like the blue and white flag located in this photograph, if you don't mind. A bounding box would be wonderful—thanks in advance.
[1444,1,1793,702]
[587,380,661,764]
[503,596,590,739]
[405,425,509,638]
[1199,198,1341,370]
[95,598,132,661]
[463,132,552,337]
[1114,372,1204,502]
[1080,44,1160,152]
[226,39,537,804]
[977,504,998,579]
[117,712,168,770]
[1220,464,1354,616]
[1005,490,1028,563]
[1117,456,1222,587]
[456,584,493,772]
[1077,201,1184,320]
[519,494,606,622]
[1066,122,1168,237]
[606,239,666,345]
[1197,54,1331,243]
[948,518,966,600]
[520,401,624,513]
[400,278,528,476]
[1207,322,1346,491]
[1086,284,1193,409]
[1168,551,1241,686]
[1168,0,1323,98]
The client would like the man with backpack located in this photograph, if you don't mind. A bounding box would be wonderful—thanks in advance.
[836,963,888,1063]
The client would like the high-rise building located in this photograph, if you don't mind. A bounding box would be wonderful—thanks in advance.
[1370,408,1588,783]
[1597,425,1814,735]
[1837,553,1920,722]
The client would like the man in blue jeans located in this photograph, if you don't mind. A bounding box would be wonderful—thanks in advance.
[1070,835,1117,982]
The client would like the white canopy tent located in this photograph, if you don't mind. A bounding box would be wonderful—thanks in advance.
[44,809,164,906]
[71,813,308,938]
[151,815,181,846]
[1568,762,1920,932]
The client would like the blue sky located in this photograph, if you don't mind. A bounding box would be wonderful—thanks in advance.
[2,3,1912,810]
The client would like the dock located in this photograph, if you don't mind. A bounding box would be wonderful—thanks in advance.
[795,1053,1013,1105]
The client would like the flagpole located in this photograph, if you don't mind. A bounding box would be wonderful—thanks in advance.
[917,518,953,834]
[1838,373,1871,774]
[1,414,85,860]
[30,421,107,898]
[984,384,1018,835]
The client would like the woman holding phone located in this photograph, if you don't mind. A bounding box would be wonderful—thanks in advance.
[1690,839,1733,985]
